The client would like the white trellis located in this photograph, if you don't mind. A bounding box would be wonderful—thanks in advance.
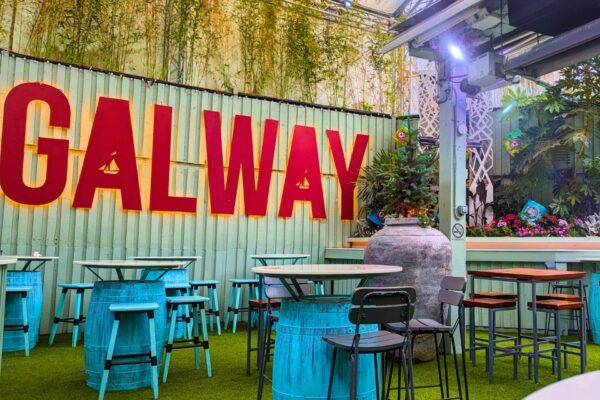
[417,72,440,139]
[467,92,494,226]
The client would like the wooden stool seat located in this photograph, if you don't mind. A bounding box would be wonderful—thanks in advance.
[474,291,518,300]
[464,297,516,309]
[249,299,281,309]
[536,293,581,301]
[528,300,585,311]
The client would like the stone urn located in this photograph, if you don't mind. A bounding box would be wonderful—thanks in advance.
[364,217,452,361]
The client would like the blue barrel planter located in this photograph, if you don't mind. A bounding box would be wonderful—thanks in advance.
[143,269,189,338]
[84,281,167,392]
[588,273,600,344]
[3,271,43,352]
[272,297,378,400]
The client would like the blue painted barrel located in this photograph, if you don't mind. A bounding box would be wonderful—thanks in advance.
[84,281,167,392]
[272,297,378,400]
[3,271,43,352]
[588,273,600,344]
[143,269,189,338]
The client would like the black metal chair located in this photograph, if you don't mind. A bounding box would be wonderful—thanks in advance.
[386,276,469,400]
[256,279,312,400]
[323,286,416,400]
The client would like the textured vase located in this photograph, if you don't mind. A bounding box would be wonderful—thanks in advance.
[364,217,452,361]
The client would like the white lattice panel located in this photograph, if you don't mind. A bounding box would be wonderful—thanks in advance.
[467,92,494,225]
[417,72,439,138]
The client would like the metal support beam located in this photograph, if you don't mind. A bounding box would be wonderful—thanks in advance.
[437,58,468,280]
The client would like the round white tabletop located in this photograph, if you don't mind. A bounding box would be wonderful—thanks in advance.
[252,264,402,280]
[524,371,600,399]
[75,260,187,281]
[0,257,18,265]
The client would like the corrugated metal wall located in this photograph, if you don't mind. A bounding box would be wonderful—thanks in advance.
[0,51,395,334]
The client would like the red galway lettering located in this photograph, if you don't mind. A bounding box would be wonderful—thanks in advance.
[0,83,369,220]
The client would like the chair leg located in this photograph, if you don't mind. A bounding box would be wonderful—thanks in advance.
[49,288,67,345]
[191,304,201,370]
[469,306,476,366]
[148,311,159,400]
[212,285,222,336]
[72,290,83,347]
[441,332,450,397]
[450,333,463,400]
[257,316,272,400]
[327,348,337,400]
[99,316,120,400]
[433,333,444,399]
[224,284,236,331]
[373,353,380,400]
[162,304,178,383]
[199,304,212,377]
[232,285,242,334]
[487,309,495,384]
[20,294,30,357]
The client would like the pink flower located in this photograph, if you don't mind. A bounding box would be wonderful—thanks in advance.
[483,226,492,232]
[497,220,507,227]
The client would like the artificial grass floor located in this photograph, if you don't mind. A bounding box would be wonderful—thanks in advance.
[0,328,597,400]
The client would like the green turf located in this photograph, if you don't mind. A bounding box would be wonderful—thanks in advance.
[0,328,596,399]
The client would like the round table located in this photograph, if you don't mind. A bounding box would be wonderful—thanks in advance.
[249,254,310,266]
[3,255,59,352]
[524,370,600,399]
[0,257,18,375]
[74,260,187,392]
[251,264,403,400]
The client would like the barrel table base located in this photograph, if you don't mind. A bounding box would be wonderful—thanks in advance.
[84,281,167,392]
[272,297,377,400]
[3,271,42,352]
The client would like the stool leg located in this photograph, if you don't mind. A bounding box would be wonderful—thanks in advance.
[212,285,222,336]
[49,288,67,345]
[163,304,178,383]
[469,306,475,366]
[21,293,30,356]
[191,303,200,370]
[224,284,236,331]
[488,309,494,384]
[232,285,242,334]
[148,310,159,400]
[555,310,562,380]
[247,303,253,376]
[199,303,212,377]
[207,286,214,331]
[99,316,120,400]
[72,289,83,347]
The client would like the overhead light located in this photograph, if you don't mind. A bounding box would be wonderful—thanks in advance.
[448,44,464,60]
[343,0,352,8]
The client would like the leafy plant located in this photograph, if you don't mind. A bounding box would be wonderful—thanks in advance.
[357,131,437,218]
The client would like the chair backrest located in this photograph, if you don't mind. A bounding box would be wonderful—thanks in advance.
[438,288,465,307]
[348,287,415,325]
[440,276,467,292]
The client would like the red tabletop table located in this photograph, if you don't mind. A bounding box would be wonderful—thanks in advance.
[467,268,587,383]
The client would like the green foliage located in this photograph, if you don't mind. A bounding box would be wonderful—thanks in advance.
[6,0,404,113]
[358,132,437,217]
[496,57,600,219]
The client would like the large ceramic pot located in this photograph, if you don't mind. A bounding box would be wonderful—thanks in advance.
[364,217,452,361]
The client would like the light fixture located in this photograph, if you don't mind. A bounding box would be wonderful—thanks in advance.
[448,44,464,60]
[343,0,352,8]
[501,101,515,115]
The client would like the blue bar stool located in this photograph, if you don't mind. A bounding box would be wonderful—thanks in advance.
[189,279,222,335]
[165,283,192,338]
[4,286,31,356]
[224,278,259,333]
[99,303,160,400]
[162,296,212,382]
[49,283,94,347]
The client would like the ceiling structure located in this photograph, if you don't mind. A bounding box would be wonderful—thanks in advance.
[378,0,600,78]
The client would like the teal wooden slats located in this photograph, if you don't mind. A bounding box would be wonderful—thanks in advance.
[0,51,393,334]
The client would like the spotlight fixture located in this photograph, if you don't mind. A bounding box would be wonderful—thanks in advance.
[448,44,464,60]
[459,78,480,97]
[343,0,352,9]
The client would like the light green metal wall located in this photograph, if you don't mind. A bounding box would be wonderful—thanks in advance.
[0,51,395,334]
